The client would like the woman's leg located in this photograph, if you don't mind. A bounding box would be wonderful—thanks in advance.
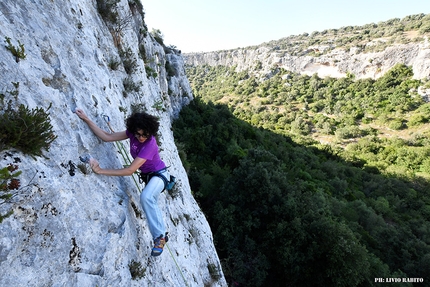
[140,170,169,239]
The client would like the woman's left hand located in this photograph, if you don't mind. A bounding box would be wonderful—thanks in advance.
[89,158,102,174]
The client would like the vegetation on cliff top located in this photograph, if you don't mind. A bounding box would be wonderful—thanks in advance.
[205,13,430,56]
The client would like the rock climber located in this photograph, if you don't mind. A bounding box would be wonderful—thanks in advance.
[75,109,169,256]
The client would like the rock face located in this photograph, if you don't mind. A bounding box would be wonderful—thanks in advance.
[184,38,430,80]
[0,1,226,286]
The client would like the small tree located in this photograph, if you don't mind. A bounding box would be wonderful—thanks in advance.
[151,29,164,46]
[0,164,22,223]
[4,37,26,62]
[0,104,57,156]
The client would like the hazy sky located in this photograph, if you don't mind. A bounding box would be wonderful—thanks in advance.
[141,0,430,53]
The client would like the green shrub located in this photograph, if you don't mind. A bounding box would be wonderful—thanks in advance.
[123,76,141,95]
[419,23,430,34]
[408,113,429,126]
[152,100,164,111]
[138,43,147,61]
[165,61,176,77]
[151,29,164,46]
[119,47,137,75]
[207,263,222,281]
[96,0,120,24]
[128,260,145,280]
[4,37,26,62]
[0,164,22,223]
[145,65,158,78]
[128,0,144,14]
[108,57,120,70]
[335,125,363,139]
[388,119,405,130]
[0,104,57,156]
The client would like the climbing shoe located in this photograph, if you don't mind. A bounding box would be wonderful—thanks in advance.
[151,233,168,257]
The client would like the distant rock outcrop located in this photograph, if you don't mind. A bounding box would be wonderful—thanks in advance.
[184,37,430,80]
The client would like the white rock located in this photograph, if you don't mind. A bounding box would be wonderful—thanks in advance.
[0,0,225,286]
[184,37,430,80]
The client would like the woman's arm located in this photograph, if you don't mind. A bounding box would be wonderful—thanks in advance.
[89,156,146,176]
[75,109,128,142]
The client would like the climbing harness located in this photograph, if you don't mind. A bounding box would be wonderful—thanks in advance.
[139,167,176,191]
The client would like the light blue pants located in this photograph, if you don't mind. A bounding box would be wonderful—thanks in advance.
[140,169,168,240]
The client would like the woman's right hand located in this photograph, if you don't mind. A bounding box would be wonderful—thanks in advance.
[75,108,89,121]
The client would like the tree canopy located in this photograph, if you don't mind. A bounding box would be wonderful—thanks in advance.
[174,62,430,286]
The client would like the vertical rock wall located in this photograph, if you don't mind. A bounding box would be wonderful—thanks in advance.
[0,0,226,286]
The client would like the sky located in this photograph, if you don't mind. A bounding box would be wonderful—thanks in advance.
[141,0,430,53]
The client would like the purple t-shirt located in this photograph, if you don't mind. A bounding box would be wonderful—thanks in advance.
[126,130,166,173]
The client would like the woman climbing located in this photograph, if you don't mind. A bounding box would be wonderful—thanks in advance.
[75,109,169,256]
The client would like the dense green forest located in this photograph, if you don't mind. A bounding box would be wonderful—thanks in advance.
[173,62,430,286]
[186,63,430,180]
[172,13,430,282]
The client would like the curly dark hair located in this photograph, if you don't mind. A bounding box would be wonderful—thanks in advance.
[126,112,160,137]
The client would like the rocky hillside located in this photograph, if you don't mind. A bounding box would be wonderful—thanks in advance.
[184,15,430,81]
[0,1,225,286]
[184,41,429,80]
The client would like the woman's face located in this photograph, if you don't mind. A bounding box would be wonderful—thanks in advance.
[134,129,149,143]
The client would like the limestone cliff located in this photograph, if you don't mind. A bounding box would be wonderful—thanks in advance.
[184,37,430,80]
[0,1,226,286]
